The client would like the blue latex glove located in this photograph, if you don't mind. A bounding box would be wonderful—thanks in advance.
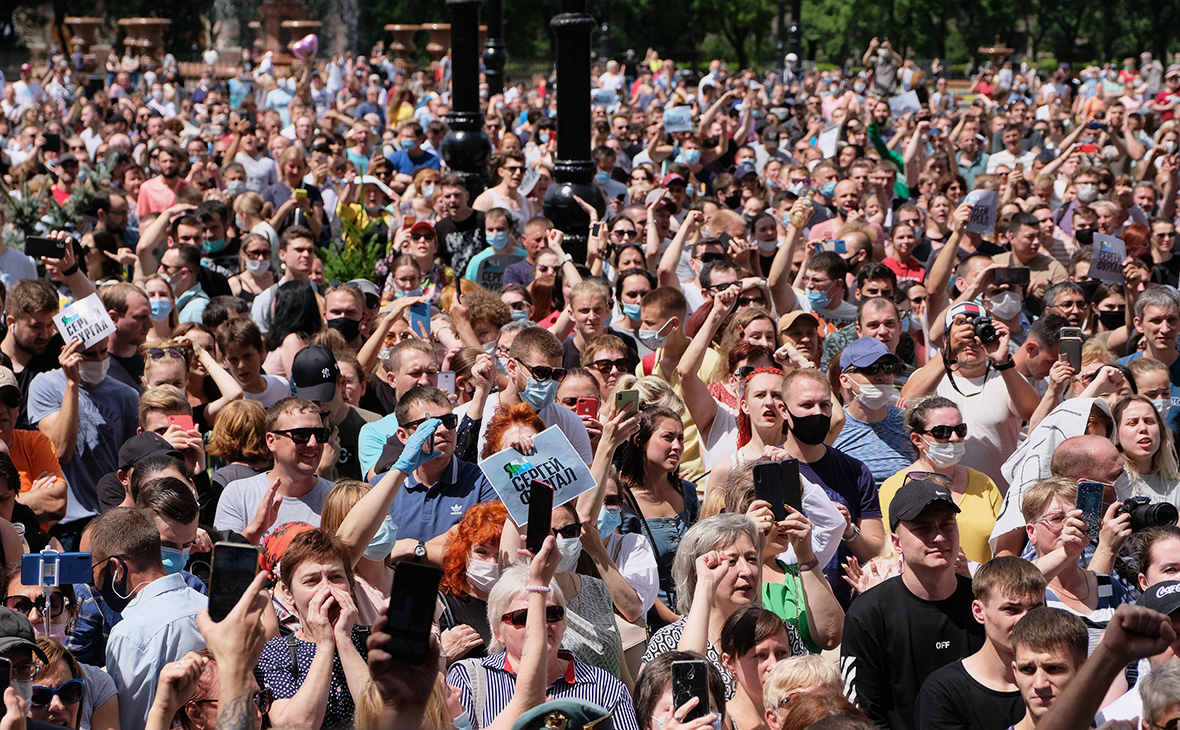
[393,417,443,473]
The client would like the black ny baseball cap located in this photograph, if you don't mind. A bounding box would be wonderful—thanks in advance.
[291,345,339,402]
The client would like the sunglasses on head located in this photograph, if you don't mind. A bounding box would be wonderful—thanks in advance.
[697,252,727,264]
[845,361,903,376]
[5,593,68,618]
[734,365,756,380]
[401,413,459,430]
[905,470,954,488]
[919,423,968,440]
[0,391,19,409]
[589,358,627,374]
[502,604,565,626]
[552,522,583,539]
[271,427,330,445]
[147,347,186,360]
[518,361,567,382]
[30,679,84,709]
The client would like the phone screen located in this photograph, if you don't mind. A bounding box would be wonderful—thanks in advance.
[671,660,709,722]
[208,543,260,622]
[384,562,442,664]
[1076,481,1105,541]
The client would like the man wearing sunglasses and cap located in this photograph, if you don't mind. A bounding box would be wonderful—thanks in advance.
[291,345,378,482]
[833,337,914,489]
[0,605,68,730]
[841,477,984,730]
[214,396,336,539]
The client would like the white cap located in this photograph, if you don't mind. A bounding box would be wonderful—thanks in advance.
[786,53,798,62]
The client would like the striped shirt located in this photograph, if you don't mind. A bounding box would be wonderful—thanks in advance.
[446,650,639,730]
[1044,573,1128,655]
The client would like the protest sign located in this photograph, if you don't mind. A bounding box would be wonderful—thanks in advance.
[479,425,597,526]
[53,293,116,349]
[888,90,922,117]
[964,190,999,236]
[1089,234,1127,283]
[816,125,841,158]
[663,106,693,134]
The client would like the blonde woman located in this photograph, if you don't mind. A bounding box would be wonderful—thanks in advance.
[233,190,279,255]
[1114,394,1180,504]
[143,273,178,345]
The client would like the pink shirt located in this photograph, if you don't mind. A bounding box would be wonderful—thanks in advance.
[136,176,191,216]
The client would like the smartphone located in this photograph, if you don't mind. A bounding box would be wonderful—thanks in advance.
[820,239,847,254]
[43,133,60,153]
[615,388,640,413]
[20,551,91,587]
[1060,335,1082,372]
[671,660,709,723]
[409,301,431,340]
[404,215,416,228]
[591,222,602,237]
[208,542,261,622]
[24,236,67,260]
[384,562,443,664]
[1076,480,1105,541]
[455,275,465,299]
[526,479,554,554]
[781,458,803,515]
[0,657,10,719]
[1079,143,1098,154]
[1014,162,1025,173]
[993,267,1030,287]
[718,232,733,247]
[576,398,598,419]
[437,370,456,395]
[294,189,307,200]
[1060,326,1084,339]
[753,462,786,521]
[168,414,196,432]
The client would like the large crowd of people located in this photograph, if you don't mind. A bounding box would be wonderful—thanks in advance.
[1,30,1180,730]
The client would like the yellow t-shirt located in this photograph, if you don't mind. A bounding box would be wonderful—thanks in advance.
[879,466,1003,564]
[636,347,723,488]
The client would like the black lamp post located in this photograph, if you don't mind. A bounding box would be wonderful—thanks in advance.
[440,0,493,199]
[600,0,612,60]
[482,0,507,96]
[776,0,786,77]
[542,0,605,263]
[787,0,802,59]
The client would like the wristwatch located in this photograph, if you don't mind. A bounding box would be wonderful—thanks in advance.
[799,556,821,571]
[993,357,1016,371]
[413,540,427,560]
[843,523,862,542]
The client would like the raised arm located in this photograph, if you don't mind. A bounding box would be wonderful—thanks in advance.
[657,210,702,287]
[36,340,83,462]
[676,286,737,441]
[768,199,812,314]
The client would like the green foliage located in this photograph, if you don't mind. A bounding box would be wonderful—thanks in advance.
[317,217,389,284]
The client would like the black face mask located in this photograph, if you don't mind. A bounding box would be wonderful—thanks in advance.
[1098,308,1125,331]
[785,408,831,446]
[327,316,361,342]
[724,191,742,209]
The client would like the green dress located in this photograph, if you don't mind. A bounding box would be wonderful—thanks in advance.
[762,558,821,654]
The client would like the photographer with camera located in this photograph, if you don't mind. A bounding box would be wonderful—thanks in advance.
[901,301,1040,491]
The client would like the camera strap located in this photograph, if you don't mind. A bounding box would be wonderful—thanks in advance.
[941,347,987,398]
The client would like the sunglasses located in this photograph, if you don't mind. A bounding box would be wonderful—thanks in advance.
[696,252,727,264]
[30,680,84,709]
[271,427,330,445]
[918,423,969,440]
[552,523,583,539]
[589,358,627,374]
[502,604,565,626]
[737,296,765,307]
[905,470,954,488]
[5,593,68,618]
[613,229,640,239]
[0,391,19,409]
[1151,719,1180,730]
[410,233,436,241]
[147,347,186,360]
[845,361,903,376]
[401,413,459,430]
[517,360,567,382]
[734,365,756,380]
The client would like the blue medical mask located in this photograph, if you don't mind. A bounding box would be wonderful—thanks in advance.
[394,288,424,298]
[487,230,509,248]
[595,170,611,185]
[160,546,189,576]
[202,238,227,254]
[683,148,701,165]
[403,138,419,152]
[804,287,830,309]
[226,180,246,196]
[453,711,475,730]
[364,516,399,561]
[511,308,530,321]
[638,319,673,350]
[820,181,837,198]
[597,505,622,540]
[521,377,559,411]
[150,298,173,322]
[623,302,642,321]
[496,357,511,375]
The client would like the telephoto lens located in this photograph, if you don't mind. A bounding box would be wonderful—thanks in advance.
[1117,496,1180,532]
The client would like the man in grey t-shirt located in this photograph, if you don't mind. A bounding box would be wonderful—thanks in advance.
[863,37,902,97]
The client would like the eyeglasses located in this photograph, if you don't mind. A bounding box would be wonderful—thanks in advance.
[517,360,567,382]
[589,358,627,374]
[552,522,583,539]
[696,252,727,265]
[401,413,459,430]
[502,166,524,174]
[613,229,640,239]
[5,593,68,618]
[147,347,186,360]
[737,296,765,307]
[1150,719,1180,730]
[506,301,530,311]
[502,605,565,626]
[845,361,903,376]
[243,248,271,260]
[1037,511,1069,531]
[918,423,968,440]
[384,331,416,345]
[271,427,330,445]
[9,662,39,683]
[905,471,953,488]
[192,689,273,714]
[0,391,19,409]
[30,680,85,709]
[1053,300,1086,311]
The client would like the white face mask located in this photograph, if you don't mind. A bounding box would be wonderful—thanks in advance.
[555,537,582,573]
[988,289,1022,320]
[78,358,110,385]
[1076,183,1100,203]
[853,381,893,411]
[1153,398,1173,417]
[245,258,269,275]
[923,437,965,468]
[466,558,501,593]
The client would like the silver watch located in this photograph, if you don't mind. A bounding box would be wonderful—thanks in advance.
[844,523,861,542]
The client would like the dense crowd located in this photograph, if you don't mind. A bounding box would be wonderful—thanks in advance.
[2,30,1180,730]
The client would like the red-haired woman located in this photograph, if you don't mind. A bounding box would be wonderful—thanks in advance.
[437,499,509,663]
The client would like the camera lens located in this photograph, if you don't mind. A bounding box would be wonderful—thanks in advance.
[1133,502,1180,531]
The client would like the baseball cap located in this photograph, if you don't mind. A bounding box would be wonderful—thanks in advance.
[347,279,381,308]
[778,310,819,333]
[0,608,48,663]
[735,162,759,179]
[291,345,340,402]
[840,337,901,370]
[889,477,961,531]
[1139,580,1180,615]
[409,221,437,238]
[786,53,799,62]
[355,175,394,199]
[118,432,182,472]
[661,173,687,187]
[57,153,78,166]
[944,301,986,333]
[0,368,17,394]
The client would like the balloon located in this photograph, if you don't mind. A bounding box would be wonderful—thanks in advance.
[292,34,318,61]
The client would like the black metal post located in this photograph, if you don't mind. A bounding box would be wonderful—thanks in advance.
[787,0,802,59]
[776,0,785,77]
[600,0,612,61]
[482,0,506,96]
[441,0,493,200]
[543,0,605,264]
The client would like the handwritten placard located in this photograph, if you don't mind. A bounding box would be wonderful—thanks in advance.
[53,293,116,349]
[964,190,999,236]
[479,425,597,526]
[1090,234,1127,283]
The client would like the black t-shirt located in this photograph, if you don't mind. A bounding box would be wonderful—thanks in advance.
[435,210,486,275]
[841,575,985,730]
[360,372,397,417]
[108,351,144,394]
[1153,257,1180,287]
[15,335,64,430]
[915,658,1025,730]
[439,591,490,660]
[335,406,377,481]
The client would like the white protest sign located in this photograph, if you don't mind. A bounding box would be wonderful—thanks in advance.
[963,190,999,236]
[816,125,841,158]
[518,166,541,197]
[1089,233,1127,283]
[888,90,922,117]
[663,106,693,134]
[479,425,597,526]
[53,293,116,349]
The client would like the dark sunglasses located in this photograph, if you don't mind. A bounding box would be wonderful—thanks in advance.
[613,229,640,239]
[697,252,727,264]
[502,604,565,626]
[905,470,954,488]
[401,413,459,430]
[0,391,19,409]
[30,679,84,709]
[589,358,627,374]
[734,365,756,380]
[737,296,765,307]
[845,361,903,376]
[518,360,567,382]
[410,233,436,241]
[5,593,68,618]
[552,522,583,539]
[148,347,186,360]
[919,423,968,440]
[1151,719,1180,730]
[271,427,330,445]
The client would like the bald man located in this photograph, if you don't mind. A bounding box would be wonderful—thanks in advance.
[807,180,885,246]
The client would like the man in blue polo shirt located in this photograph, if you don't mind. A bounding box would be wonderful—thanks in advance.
[387,121,440,179]
[370,385,494,561]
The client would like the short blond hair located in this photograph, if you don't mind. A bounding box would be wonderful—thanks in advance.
[1021,476,1078,524]
[138,385,191,428]
[763,655,842,711]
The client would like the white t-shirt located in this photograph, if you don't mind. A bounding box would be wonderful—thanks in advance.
[936,369,1022,490]
[242,375,291,408]
[0,246,38,286]
[699,404,738,474]
[606,531,659,613]
[213,472,334,534]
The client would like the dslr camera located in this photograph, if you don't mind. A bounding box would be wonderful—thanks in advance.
[1116,496,1179,532]
[969,314,998,345]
